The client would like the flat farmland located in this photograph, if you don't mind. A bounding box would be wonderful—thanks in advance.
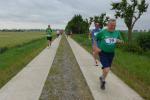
[0,32,45,48]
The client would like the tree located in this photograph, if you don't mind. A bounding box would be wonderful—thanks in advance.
[111,0,149,42]
[65,15,89,34]
[83,13,109,32]
[88,13,109,29]
[84,17,93,32]
[94,13,109,28]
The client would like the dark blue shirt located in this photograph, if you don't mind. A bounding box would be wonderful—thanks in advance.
[91,28,101,45]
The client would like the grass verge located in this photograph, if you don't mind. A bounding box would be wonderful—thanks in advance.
[0,37,48,88]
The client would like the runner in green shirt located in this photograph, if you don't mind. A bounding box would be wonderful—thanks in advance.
[46,25,53,47]
[94,19,123,90]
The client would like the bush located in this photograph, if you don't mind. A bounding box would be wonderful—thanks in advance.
[137,32,150,51]
[120,31,128,42]
[121,42,143,54]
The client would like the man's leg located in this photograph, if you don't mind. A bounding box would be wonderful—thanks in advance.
[99,52,110,90]
[92,45,100,66]
[93,51,98,66]
[49,40,51,46]
[102,53,114,80]
[102,67,110,80]
[47,40,51,47]
[99,52,114,90]
[100,67,110,90]
[49,40,52,46]
[49,37,52,46]
[46,37,49,47]
[47,40,49,47]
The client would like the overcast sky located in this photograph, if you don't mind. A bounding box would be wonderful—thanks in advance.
[0,0,149,30]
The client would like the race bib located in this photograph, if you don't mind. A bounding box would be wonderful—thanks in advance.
[105,38,117,44]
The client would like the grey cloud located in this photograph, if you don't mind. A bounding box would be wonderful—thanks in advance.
[0,0,149,29]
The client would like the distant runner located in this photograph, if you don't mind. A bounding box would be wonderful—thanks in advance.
[94,19,123,90]
[46,25,53,47]
[56,30,60,38]
[90,23,102,66]
[66,30,71,38]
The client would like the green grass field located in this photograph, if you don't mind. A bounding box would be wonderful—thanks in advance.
[0,32,45,48]
[72,34,150,100]
[0,38,47,88]
[0,31,56,89]
[113,49,150,100]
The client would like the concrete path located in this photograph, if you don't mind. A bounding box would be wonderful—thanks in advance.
[0,36,61,100]
[67,37,143,100]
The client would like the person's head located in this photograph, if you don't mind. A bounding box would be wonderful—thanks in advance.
[48,25,50,28]
[94,22,100,29]
[107,19,116,32]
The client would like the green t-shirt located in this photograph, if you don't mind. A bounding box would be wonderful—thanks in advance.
[46,28,52,37]
[95,29,122,53]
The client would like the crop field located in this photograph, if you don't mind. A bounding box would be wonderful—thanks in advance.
[0,32,45,49]
[0,31,56,88]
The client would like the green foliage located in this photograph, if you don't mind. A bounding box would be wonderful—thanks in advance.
[0,38,47,88]
[89,13,109,28]
[120,31,128,42]
[113,49,150,100]
[137,32,150,50]
[117,32,150,54]
[65,15,89,34]
[65,13,109,34]
[122,42,143,53]
[111,0,149,42]
[72,34,92,54]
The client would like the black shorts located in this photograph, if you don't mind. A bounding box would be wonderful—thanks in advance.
[47,37,52,41]
[99,51,114,69]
